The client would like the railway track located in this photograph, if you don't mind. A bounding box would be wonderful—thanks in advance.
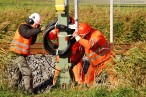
[30,42,135,55]
[0,42,136,55]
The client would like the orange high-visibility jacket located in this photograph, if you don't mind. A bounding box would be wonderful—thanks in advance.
[10,28,32,56]
[70,42,84,65]
[78,28,111,67]
[48,29,58,40]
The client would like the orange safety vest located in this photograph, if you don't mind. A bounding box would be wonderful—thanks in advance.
[10,24,32,56]
[48,29,58,40]
[70,42,84,65]
[78,28,111,67]
[48,29,59,46]
[72,29,113,86]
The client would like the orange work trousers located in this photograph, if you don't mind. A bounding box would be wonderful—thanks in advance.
[72,57,115,87]
[72,60,84,84]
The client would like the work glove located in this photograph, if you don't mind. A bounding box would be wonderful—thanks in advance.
[72,32,81,42]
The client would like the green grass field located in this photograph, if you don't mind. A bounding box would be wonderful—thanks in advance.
[0,0,146,43]
[0,0,146,97]
[0,86,144,97]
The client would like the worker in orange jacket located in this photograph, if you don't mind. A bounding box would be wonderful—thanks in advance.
[10,13,44,93]
[72,23,116,87]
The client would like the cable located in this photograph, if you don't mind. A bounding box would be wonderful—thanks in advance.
[42,54,61,72]
[43,24,75,58]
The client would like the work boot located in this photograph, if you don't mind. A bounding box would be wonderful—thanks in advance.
[23,88,34,94]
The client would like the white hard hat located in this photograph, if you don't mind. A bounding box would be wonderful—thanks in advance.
[29,13,42,25]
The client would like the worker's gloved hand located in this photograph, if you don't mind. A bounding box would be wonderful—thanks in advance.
[72,32,81,42]
[41,26,46,32]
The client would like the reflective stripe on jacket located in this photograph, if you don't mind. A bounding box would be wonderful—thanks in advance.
[10,28,32,56]
[78,28,112,66]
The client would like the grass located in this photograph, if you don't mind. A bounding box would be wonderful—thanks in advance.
[0,0,146,97]
[0,85,145,97]
[0,0,146,43]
